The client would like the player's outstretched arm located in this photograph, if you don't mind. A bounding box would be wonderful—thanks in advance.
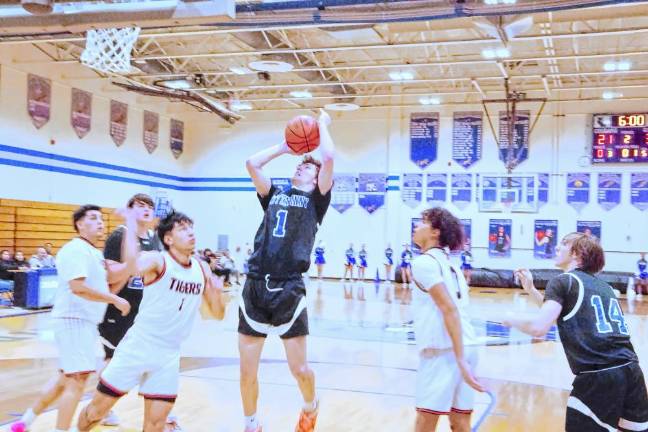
[200,261,226,320]
[317,109,335,194]
[428,282,486,393]
[503,300,562,337]
[246,142,295,197]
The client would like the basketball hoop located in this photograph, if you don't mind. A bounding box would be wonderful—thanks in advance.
[80,27,141,74]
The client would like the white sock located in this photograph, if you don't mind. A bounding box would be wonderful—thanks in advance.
[21,408,36,426]
[244,414,259,430]
[303,397,318,412]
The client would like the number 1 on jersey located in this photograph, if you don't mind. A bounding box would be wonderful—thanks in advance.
[273,210,288,237]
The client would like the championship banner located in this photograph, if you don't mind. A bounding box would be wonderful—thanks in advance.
[71,88,92,138]
[453,111,482,168]
[426,173,447,206]
[461,218,472,248]
[597,173,622,211]
[499,110,529,168]
[110,100,128,147]
[358,173,386,214]
[577,221,601,241]
[27,74,51,129]
[170,119,184,159]
[410,112,439,169]
[534,220,558,259]
[538,173,549,207]
[566,173,591,211]
[631,173,648,211]
[488,219,512,258]
[401,173,423,209]
[451,173,472,210]
[331,173,356,213]
[480,175,498,211]
[143,110,159,154]
[271,178,292,192]
[411,217,422,255]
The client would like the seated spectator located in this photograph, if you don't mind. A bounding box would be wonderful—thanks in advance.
[221,250,239,285]
[13,251,28,269]
[0,250,17,304]
[208,251,231,285]
[29,246,55,269]
[44,242,53,256]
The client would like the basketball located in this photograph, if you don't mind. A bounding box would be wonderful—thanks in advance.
[285,115,320,155]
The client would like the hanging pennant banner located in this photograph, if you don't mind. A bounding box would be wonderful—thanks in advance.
[453,111,482,168]
[110,100,128,147]
[577,221,602,242]
[410,112,439,169]
[538,173,549,207]
[451,173,472,210]
[271,178,292,193]
[143,110,159,154]
[480,175,498,211]
[27,74,51,129]
[597,173,622,211]
[71,88,92,138]
[358,173,386,214]
[170,119,184,159]
[331,173,356,213]
[534,220,558,259]
[631,173,648,211]
[488,219,512,258]
[401,173,423,209]
[566,173,591,211]
[426,173,447,206]
[499,110,529,168]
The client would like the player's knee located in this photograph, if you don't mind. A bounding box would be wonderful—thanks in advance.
[290,363,313,381]
[63,373,88,391]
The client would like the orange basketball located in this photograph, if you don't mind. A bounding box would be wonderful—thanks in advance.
[285,115,320,155]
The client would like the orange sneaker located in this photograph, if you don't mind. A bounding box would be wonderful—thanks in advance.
[295,401,319,432]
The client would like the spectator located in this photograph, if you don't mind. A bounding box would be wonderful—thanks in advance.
[13,251,28,269]
[209,252,231,285]
[44,242,54,256]
[29,246,56,269]
[0,250,17,305]
[234,245,247,279]
[221,250,239,285]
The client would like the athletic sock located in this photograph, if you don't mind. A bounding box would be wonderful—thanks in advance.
[21,408,36,426]
[244,414,259,430]
[303,398,318,412]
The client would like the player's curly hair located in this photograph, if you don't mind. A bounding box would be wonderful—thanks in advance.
[563,232,605,274]
[421,207,465,252]
[157,210,193,250]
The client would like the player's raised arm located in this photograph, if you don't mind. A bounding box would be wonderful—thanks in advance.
[317,109,335,194]
[200,261,226,320]
[246,142,294,197]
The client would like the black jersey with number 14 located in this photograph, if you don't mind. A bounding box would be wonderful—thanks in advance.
[247,185,331,277]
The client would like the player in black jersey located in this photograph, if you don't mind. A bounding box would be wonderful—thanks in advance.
[504,232,648,432]
[240,110,335,432]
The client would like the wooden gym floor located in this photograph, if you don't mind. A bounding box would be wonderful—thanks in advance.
[1,280,647,431]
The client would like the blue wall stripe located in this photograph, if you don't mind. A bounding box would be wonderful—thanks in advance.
[0,144,251,183]
[0,158,255,192]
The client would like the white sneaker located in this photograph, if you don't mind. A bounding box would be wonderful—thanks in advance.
[166,414,183,431]
[101,410,120,426]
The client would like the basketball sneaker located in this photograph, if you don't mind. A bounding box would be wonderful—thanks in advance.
[101,410,120,426]
[165,414,183,431]
[295,400,319,432]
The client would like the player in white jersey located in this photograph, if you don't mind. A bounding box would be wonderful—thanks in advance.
[11,205,130,432]
[410,207,485,432]
[78,210,225,432]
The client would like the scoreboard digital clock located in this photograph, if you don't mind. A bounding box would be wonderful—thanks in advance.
[592,113,648,163]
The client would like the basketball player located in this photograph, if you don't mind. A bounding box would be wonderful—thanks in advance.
[314,240,325,280]
[410,207,485,432]
[400,244,413,286]
[384,244,394,283]
[11,205,130,432]
[460,243,473,285]
[535,227,556,258]
[635,252,648,295]
[98,193,165,427]
[240,109,334,432]
[77,209,225,432]
[344,243,356,281]
[357,244,368,281]
[504,232,648,432]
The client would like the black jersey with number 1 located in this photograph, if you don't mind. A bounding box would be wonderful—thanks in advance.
[544,269,638,374]
[247,185,331,277]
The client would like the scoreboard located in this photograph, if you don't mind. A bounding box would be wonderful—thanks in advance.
[592,113,648,163]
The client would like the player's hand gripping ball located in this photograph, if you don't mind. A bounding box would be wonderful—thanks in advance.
[285,115,320,155]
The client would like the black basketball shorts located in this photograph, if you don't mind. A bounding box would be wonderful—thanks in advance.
[566,361,648,432]
[238,276,308,339]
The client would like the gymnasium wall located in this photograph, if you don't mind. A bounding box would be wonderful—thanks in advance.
[1,55,646,276]
[182,100,648,277]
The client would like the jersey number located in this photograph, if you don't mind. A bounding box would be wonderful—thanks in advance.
[273,210,288,237]
[179,298,185,311]
[590,295,629,335]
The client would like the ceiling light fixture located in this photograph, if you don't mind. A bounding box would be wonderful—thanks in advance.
[324,102,360,111]
[290,90,312,99]
[248,60,293,73]
[156,79,192,90]
[602,91,622,100]
[419,96,441,105]
[230,66,252,75]
[389,71,415,81]
[230,101,252,111]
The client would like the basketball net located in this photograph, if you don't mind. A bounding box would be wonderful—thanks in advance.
[80,27,141,74]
